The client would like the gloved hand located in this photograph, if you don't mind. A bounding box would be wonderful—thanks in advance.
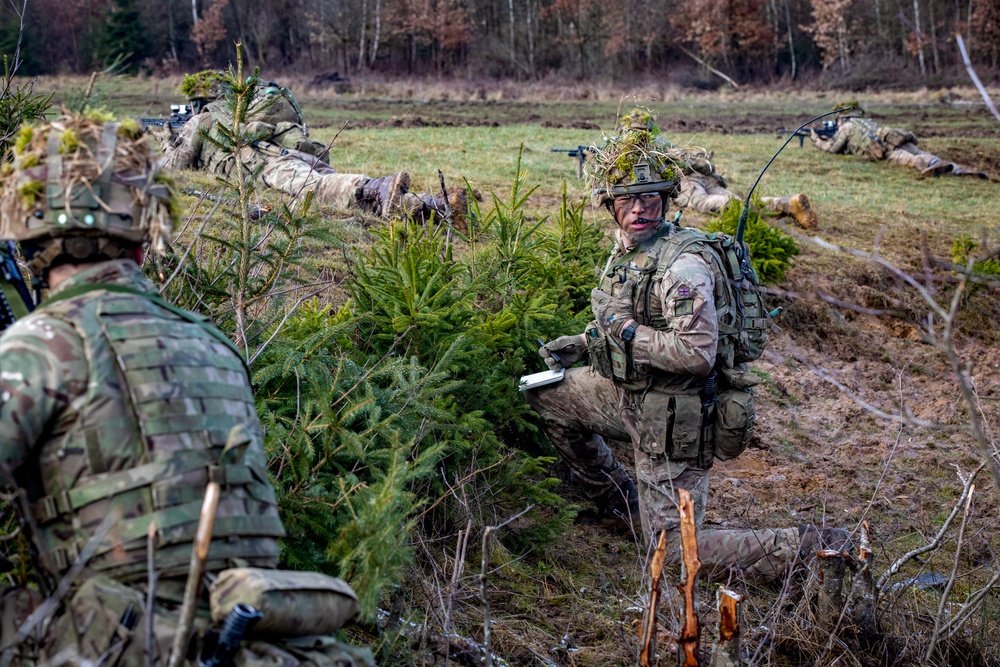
[591,279,636,338]
[538,334,586,371]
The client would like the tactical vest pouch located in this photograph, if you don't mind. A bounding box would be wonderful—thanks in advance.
[881,128,917,150]
[586,326,613,379]
[734,275,768,364]
[640,392,703,462]
[210,568,359,637]
[714,388,755,461]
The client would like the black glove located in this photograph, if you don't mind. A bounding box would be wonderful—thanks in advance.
[591,280,636,338]
[538,334,586,371]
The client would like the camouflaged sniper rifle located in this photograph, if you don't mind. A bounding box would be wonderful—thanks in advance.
[136,104,194,132]
[550,145,595,179]
[776,119,838,147]
[0,240,34,332]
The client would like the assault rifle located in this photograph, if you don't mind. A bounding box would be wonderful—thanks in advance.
[777,119,838,147]
[0,240,34,332]
[137,104,193,132]
[550,145,595,179]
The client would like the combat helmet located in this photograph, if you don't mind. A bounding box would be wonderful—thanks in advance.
[588,108,681,207]
[0,114,174,283]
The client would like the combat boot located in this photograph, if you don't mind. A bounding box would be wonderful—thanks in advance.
[920,159,954,177]
[407,190,473,234]
[951,165,989,179]
[797,523,852,559]
[768,194,818,230]
[360,172,410,217]
[585,478,641,529]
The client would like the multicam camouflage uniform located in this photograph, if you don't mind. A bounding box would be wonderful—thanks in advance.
[674,154,818,229]
[0,116,374,667]
[162,81,460,220]
[162,89,371,211]
[811,117,987,178]
[526,225,800,580]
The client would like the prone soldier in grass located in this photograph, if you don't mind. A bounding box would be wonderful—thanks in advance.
[161,70,469,226]
[809,106,988,179]
[0,114,372,666]
[525,113,849,580]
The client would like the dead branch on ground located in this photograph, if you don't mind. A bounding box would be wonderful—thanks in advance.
[676,490,701,667]
[638,529,667,667]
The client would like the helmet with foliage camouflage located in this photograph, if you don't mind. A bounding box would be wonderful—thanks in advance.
[0,114,174,277]
[587,108,681,206]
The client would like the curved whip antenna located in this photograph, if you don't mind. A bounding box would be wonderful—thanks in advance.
[736,106,854,245]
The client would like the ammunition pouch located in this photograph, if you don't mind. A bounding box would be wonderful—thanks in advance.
[714,388,755,460]
[586,325,613,379]
[585,324,642,385]
[880,128,918,150]
[639,390,713,468]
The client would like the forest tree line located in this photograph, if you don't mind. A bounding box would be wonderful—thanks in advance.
[3,0,1000,86]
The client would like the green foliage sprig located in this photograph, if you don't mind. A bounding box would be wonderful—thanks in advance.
[706,196,800,284]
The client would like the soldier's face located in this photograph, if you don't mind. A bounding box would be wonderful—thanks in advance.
[613,193,663,242]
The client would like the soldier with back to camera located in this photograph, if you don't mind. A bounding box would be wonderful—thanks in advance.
[0,114,373,667]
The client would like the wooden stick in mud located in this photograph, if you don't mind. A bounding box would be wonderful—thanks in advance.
[710,588,742,667]
[848,521,878,637]
[638,529,668,667]
[816,549,847,631]
[677,489,702,667]
[167,482,221,667]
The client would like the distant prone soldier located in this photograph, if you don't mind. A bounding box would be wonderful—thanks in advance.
[161,72,468,225]
[809,106,988,179]
[673,147,818,230]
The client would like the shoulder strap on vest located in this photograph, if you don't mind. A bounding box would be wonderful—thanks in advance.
[651,228,710,283]
[42,283,245,363]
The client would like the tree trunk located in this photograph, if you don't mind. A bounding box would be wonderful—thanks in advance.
[928,0,940,73]
[191,0,198,25]
[914,0,927,77]
[507,0,516,76]
[358,0,367,72]
[168,0,178,62]
[369,0,381,68]
[784,0,796,79]
[525,0,535,77]
[848,522,879,638]
[816,550,848,631]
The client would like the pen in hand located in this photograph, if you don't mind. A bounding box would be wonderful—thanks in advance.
[537,338,561,366]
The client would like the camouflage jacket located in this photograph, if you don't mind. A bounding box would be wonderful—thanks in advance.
[592,224,718,393]
[812,118,888,160]
[162,88,328,174]
[0,259,283,581]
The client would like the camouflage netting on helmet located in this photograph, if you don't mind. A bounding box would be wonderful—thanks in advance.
[0,113,174,254]
[179,70,224,100]
[586,108,704,202]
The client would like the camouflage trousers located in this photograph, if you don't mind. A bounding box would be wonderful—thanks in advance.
[525,366,800,580]
[3,576,375,667]
[885,142,946,171]
[259,150,368,210]
[675,173,734,214]
[675,173,792,220]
